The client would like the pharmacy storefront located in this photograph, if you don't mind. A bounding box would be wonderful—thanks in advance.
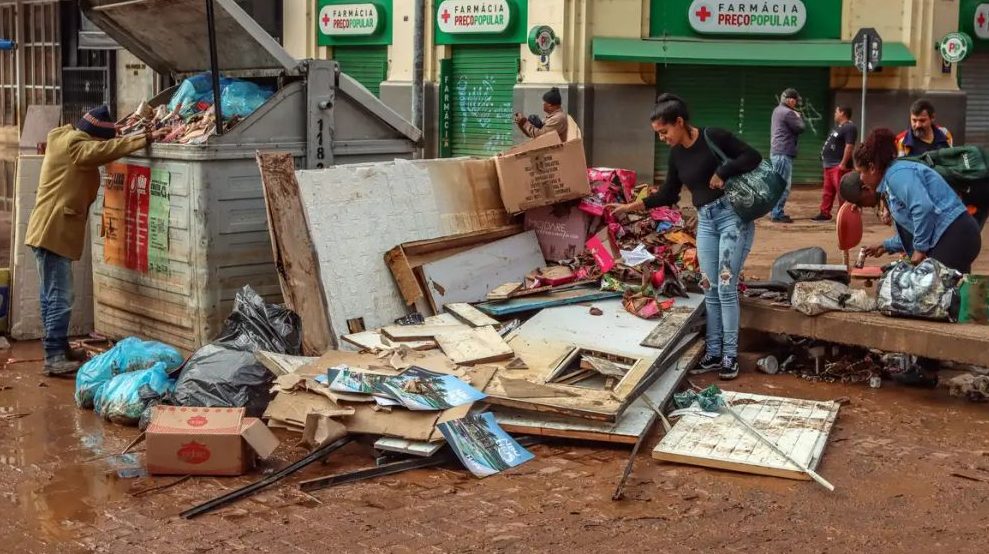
[436,0,527,157]
[959,0,989,145]
[593,0,915,184]
[317,0,393,96]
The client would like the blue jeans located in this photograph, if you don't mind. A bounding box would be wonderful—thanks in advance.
[696,197,755,359]
[32,247,73,360]
[770,154,794,219]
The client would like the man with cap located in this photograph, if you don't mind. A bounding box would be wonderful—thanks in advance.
[769,88,806,223]
[25,105,165,376]
[514,87,571,142]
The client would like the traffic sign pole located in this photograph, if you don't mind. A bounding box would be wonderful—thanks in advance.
[861,33,868,137]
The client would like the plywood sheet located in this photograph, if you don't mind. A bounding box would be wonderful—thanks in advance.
[642,302,706,349]
[341,330,437,352]
[433,326,513,365]
[476,288,623,316]
[257,152,335,353]
[420,231,545,311]
[374,437,444,457]
[445,302,499,327]
[652,391,840,480]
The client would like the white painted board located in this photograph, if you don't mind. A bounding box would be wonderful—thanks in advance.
[420,231,545,311]
[374,437,444,457]
[508,294,704,361]
[652,391,840,480]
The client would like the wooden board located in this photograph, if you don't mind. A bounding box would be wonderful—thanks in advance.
[255,351,317,376]
[373,437,445,457]
[419,231,545,312]
[740,296,989,367]
[652,391,840,481]
[487,282,523,301]
[642,302,706,349]
[341,330,437,352]
[257,152,335,353]
[499,377,578,399]
[434,326,514,365]
[493,339,701,444]
[445,302,499,327]
[381,323,469,341]
[475,288,623,316]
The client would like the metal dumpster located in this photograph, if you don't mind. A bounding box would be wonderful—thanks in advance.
[82,0,420,353]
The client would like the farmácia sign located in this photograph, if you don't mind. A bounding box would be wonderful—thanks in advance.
[318,3,380,36]
[437,0,510,34]
[688,0,806,35]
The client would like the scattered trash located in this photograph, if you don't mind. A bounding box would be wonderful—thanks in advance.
[75,337,183,409]
[947,373,989,402]
[790,280,876,316]
[589,307,603,316]
[93,363,174,426]
[437,413,534,478]
[877,259,963,321]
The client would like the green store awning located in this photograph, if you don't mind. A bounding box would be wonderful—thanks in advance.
[592,37,917,67]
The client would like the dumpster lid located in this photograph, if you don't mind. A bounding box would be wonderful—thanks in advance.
[80,0,299,77]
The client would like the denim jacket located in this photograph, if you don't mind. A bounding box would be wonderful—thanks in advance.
[880,160,966,254]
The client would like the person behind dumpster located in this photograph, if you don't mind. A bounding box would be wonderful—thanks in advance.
[25,105,167,376]
[812,105,857,222]
[768,88,806,224]
[841,128,980,274]
[513,87,570,142]
[606,93,762,380]
[895,99,953,157]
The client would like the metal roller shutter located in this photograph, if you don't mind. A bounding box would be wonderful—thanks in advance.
[960,53,989,146]
[334,45,388,97]
[450,45,519,157]
[656,66,829,186]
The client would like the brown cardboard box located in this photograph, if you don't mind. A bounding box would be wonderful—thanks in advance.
[494,133,591,214]
[146,406,280,476]
[523,204,591,261]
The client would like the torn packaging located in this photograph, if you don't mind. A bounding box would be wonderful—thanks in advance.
[495,133,592,214]
[524,204,591,261]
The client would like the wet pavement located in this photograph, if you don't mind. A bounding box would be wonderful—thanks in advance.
[3,338,989,553]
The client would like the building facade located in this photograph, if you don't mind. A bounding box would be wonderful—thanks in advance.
[287,0,967,185]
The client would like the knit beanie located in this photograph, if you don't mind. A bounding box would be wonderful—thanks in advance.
[77,105,116,140]
[542,87,562,106]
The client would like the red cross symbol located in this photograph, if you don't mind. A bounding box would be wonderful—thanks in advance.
[441,9,451,23]
[322,12,330,27]
[979,10,987,29]
[695,5,712,22]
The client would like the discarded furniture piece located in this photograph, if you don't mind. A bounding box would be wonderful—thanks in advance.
[81,0,420,353]
[740,296,989,367]
[653,391,840,481]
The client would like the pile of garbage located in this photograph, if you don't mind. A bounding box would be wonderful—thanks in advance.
[119,72,273,144]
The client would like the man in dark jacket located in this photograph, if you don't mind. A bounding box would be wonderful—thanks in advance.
[769,88,806,223]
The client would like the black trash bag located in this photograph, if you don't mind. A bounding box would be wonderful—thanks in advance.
[170,286,302,417]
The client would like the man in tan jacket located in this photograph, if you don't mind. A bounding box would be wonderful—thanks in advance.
[26,105,162,375]
[514,87,571,142]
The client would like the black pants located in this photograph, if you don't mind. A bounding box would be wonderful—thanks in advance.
[895,213,982,273]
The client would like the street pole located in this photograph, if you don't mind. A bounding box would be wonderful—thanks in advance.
[206,0,224,135]
[860,34,868,138]
[412,0,425,155]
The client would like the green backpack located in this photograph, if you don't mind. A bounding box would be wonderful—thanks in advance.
[903,146,989,206]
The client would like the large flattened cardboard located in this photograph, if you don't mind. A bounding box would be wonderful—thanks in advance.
[294,157,510,343]
[494,133,591,214]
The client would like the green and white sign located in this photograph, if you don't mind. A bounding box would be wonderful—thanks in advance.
[438,0,510,34]
[317,0,392,46]
[319,3,379,36]
[687,0,806,35]
[940,32,973,63]
[434,0,527,45]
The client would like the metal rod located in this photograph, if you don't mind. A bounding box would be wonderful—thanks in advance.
[612,411,657,501]
[411,0,425,147]
[860,34,868,138]
[300,450,455,492]
[205,0,224,135]
[180,437,353,519]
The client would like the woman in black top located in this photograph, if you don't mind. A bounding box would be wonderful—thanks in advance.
[609,94,762,380]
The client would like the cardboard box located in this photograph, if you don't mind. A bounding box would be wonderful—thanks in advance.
[494,133,591,214]
[524,204,591,261]
[585,227,618,273]
[146,406,279,476]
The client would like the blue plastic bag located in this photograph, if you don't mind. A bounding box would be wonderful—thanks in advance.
[220,80,273,118]
[75,337,184,409]
[93,363,175,426]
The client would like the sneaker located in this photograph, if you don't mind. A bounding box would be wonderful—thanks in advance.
[811,212,832,222]
[771,215,794,224]
[690,354,722,375]
[43,354,81,377]
[719,356,740,380]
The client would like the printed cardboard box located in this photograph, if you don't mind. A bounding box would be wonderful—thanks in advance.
[523,203,591,261]
[146,406,279,476]
[494,133,591,214]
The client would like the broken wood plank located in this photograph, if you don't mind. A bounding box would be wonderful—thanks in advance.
[445,302,499,328]
[373,437,445,457]
[652,391,840,481]
[341,331,437,352]
[381,323,469,341]
[433,326,514,365]
[257,152,335,353]
[642,304,706,349]
[420,231,546,312]
[487,282,523,301]
[499,377,578,399]
[475,287,623,316]
[583,355,630,378]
